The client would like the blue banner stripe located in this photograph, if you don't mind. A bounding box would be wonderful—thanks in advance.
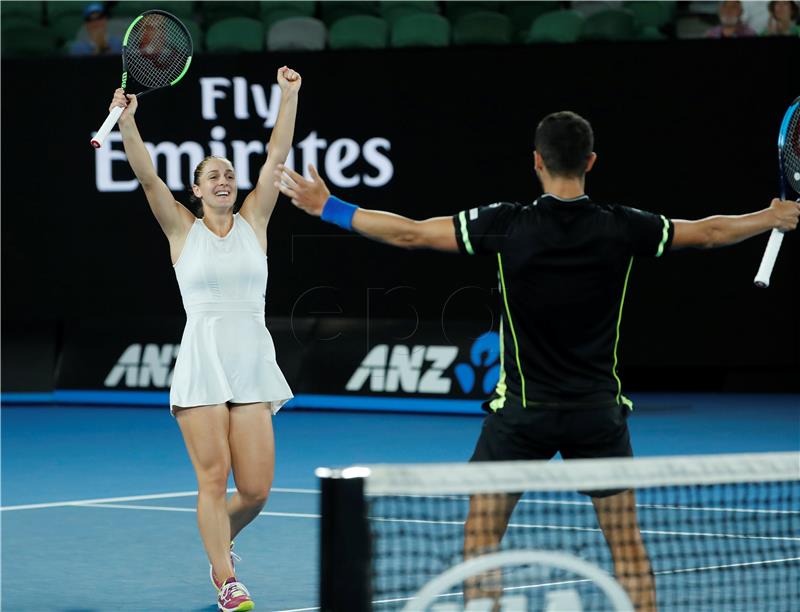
[1,391,484,415]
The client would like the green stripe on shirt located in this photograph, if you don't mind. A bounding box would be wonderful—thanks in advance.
[655,215,669,258]
[458,211,474,255]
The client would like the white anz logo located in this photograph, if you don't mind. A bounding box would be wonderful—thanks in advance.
[346,345,459,394]
[104,344,180,388]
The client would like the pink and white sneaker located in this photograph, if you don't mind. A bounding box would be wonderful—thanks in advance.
[217,577,254,612]
[211,542,242,592]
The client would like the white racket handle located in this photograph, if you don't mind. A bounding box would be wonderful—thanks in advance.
[90,105,124,148]
[753,228,784,288]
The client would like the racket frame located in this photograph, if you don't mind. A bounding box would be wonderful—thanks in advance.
[90,10,193,149]
[753,97,799,288]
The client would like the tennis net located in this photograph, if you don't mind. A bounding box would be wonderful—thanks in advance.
[317,452,799,611]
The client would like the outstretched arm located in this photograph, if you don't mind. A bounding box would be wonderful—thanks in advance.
[115,89,194,241]
[274,164,459,252]
[239,66,301,240]
[671,199,800,249]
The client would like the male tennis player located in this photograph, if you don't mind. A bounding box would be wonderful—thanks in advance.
[275,111,800,610]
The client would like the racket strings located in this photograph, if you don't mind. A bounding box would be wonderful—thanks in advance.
[126,14,191,89]
[785,107,800,193]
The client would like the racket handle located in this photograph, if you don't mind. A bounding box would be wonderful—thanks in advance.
[753,228,784,288]
[90,105,125,149]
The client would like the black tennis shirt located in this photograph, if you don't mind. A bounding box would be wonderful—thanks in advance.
[452,194,674,409]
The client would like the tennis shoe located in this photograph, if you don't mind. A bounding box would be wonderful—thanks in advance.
[211,541,242,592]
[217,577,254,612]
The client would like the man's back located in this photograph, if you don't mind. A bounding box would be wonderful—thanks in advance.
[454,194,673,406]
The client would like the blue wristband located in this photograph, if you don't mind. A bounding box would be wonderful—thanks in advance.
[321,195,358,231]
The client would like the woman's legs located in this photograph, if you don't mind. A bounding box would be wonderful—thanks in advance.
[227,402,275,541]
[175,403,235,582]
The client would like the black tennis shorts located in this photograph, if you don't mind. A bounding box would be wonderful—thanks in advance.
[469,396,633,497]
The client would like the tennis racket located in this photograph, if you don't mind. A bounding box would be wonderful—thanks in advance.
[90,10,193,149]
[754,96,800,288]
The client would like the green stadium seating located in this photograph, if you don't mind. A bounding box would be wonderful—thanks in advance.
[183,17,203,51]
[1,0,43,25]
[444,1,503,22]
[320,1,379,25]
[526,10,584,44]
[580,8,636,41]
[390,12,450,47]
[262,7,312,34]
[624,1,674,30]
[267,16,326,51]
[637,24,667,40]
[259,0,316,19]
[504,1,560,42]
[45,1,89,22]
[452,10,511,46]
[111,2,194,19]
[379,1,437,26]
[206,17,264,52]
[200,1,259,24]
[1,23,57,56]
[329,14,388,49]
[49,15,84,45]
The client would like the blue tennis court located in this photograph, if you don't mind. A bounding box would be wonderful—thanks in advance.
[2,394,797,611]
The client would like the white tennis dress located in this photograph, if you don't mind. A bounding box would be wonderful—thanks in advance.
[169,213,293,413]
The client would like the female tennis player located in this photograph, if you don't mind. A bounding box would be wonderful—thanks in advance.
[112,66,301,612]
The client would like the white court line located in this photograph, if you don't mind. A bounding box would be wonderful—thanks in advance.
[45,502,800,544]
[270,555,800,612]
[79,503,321,519]
[0,486,316,512]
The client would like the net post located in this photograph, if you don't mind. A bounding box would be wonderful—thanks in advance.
[318,467,371,612]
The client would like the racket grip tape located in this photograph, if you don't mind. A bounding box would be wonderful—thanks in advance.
[753,228,784,288]
[90,105,125,149]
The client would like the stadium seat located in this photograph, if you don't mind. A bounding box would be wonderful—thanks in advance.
[637,24,668,40]
[390,12,450,47]
[200,1,260,24]
[1,23,57,56]
[48,15,84,46]
[262,7,313,34]
[526,10,584,44]
[624,1,675,30]
[45,1,88,22]
[206,17,264,52]
[329,15,388,49]
[379,1,438,26]
[320,1,379,26]
[571,1,624,18]
[259,0,316,19]
[444,1,502,22]
[580,8,637,41]
[267,16,326,51]
[111,2,194,19]
[183,18,204,52]
[452,11,512,46]
[504,1,560,42]
[1,0,43,25]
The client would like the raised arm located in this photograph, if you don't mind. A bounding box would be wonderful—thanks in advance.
[239,66,301,240]
[115,89,194,245]
[274,164,458,252]
[671,199,799,250]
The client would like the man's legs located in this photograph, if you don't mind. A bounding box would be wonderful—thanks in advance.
[463,492,521,602]
[592,490,657,612]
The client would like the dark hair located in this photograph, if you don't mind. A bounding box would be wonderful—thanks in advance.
[188,155,233,217]
[534,111,594,178]
[769,0,800,20]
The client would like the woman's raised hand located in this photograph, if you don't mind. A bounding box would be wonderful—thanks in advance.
[277,66,301,94]
[110,88,138,122]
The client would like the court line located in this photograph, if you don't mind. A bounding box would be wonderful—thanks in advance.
[35,501,800,544]
[80,502,321,519]
[273,555,800,612]
[0,487,317,512]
